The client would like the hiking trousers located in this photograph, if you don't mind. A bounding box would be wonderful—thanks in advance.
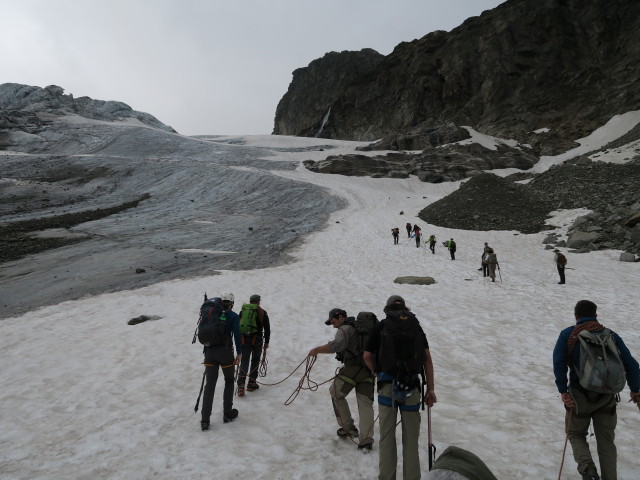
[238,335,262,386]
[557,264,566,283]
[567,388,617,480]
[330,365,375,445]
[201,346,236,422]
[377,382,422,480]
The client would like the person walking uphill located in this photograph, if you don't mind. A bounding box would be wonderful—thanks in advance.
[391,228,400,245]
[553,300,640,480]
[237,294,270,396]
[412,225,421,248]
[554,249,567,284]
[480,242,491,276]
[428,234,436,254]
[308,308,376,450]
[484,248,499,282]
[364,296,437,480]
[406,223,412,238]
[448,238,457,260]
[200,293,242,431]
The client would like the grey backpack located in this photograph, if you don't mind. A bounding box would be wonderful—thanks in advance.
[576,328,626,394]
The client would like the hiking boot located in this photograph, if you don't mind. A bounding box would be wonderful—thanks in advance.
[237,386,245,397]
[247,382,259,392]
[200,421,210,431]
[223,408,239,423]
[558,281,565,284]
[358,442,373,451]
[337,427,358,438]
[582,467,600,480]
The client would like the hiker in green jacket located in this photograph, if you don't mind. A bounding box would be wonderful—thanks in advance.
[237,294,270,396]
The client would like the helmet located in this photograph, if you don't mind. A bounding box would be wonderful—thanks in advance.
[221,292,235,303]
[385,295,406,307]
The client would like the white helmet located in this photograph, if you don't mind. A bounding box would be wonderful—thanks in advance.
[221,292,235,303]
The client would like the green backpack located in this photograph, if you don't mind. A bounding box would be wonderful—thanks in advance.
[239,303,259,335]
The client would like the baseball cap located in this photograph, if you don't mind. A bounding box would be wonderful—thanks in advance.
[325,308,347,325]
[385,295,406,307]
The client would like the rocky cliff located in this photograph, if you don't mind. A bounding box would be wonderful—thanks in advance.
[273,0,640,151]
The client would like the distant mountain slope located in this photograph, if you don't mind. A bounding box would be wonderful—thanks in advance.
[0,83,175,133]
[273,0,640,151]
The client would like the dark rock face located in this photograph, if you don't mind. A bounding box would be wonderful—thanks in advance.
[304,141,538,183]
[273,0,640,148]
[273,49,384,137]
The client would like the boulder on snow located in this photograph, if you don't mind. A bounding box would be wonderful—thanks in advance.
[394,276,436,285]
[566,231,600,249]
[619,252,637,262]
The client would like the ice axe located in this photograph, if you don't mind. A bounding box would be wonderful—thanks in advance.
[428,405,436,470]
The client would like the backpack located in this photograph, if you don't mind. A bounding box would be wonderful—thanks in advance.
[192,296,227,346]
[353,311,379,363]
[557,253,567,266]
[378,310,426,379]
[239,303,259,335]
[575,328,626,394]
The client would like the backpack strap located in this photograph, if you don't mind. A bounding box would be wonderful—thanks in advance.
[567,321,606,355]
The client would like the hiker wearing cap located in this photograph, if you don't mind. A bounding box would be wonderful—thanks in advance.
[554,249,567,284]
[553,300,640,480]
[237,294,271,396]
[200,292,242,430]
[364,296,436,480]
[308,308,376,450]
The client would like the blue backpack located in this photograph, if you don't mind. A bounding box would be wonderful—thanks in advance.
[192,296,227,346]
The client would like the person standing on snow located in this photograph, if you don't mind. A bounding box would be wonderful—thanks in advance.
[428,234,436,254]
[484,248,499,282]
[412,225,421,248]
[391,227,400,245]
[479,242,492,276]
[405,223,412,238]
[200,292,242,430]
[554,249,567,284]
[237,294,270,396]
[553,300,640,480]
[364,295,436,480]
[308,308,376,450]
[448,238,457,260]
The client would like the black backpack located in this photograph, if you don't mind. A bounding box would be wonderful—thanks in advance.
[192,296,227,346]
[378,310,426,379]
[339,312,379,365]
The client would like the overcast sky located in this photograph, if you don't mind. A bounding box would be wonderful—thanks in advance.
[2,0,505,136]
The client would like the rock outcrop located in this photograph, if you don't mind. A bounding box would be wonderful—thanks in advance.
[273,0,640,152]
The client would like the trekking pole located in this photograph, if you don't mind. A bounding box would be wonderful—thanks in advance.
[558,409,572,480]
[498,265,503,283]
[194,369,206,413]
[428,405,436,470]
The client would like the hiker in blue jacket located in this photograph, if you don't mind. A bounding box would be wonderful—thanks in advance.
[552,299,640,480]
[200,292,242,431]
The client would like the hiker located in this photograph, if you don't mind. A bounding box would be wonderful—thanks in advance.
[364,296,436,480]
[448,238,456,260]
[479,242,491,276]
[200,292,242,430]
[237,294,270,396]
[391,227,400,245]
[428,234,436,254]
[554,249,567,284]
[484,248,499,282]
[552,300,640,480]
[308,308,376,450]
[413,225,421,248]
[406,222,412,238]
